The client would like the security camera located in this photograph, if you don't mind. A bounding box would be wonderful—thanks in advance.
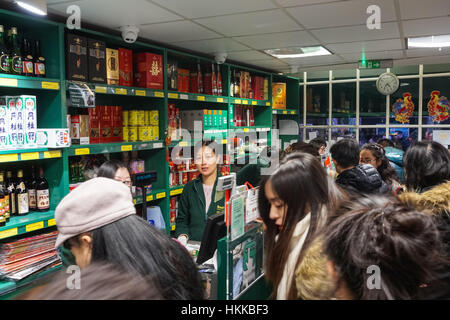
[120,25,139,44]
[214,52,227,64]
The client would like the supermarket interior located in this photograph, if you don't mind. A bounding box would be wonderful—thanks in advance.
[0,0,449,303]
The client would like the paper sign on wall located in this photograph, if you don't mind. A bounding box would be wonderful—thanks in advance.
[231,196,245,241]
[245,188,259,224]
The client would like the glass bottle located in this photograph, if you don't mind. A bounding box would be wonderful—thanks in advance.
[34,40,46,77]
[0,172,10,222]
[6,170,16,216]
[217,64,222,96]
[10,27,22,75]
[15,169,29,216]
[197,63,203,94]
[0,172,6,226]
[36,166,49,212]
[27,165,37,211]
[0,25,10,74]
[22,38,34,77]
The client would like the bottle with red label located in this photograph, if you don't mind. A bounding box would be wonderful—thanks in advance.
[27,165,37,211]
[36,166,49,212]
[217,64,222,96]
[197,63,203,94]
[33,40,46,78]
[22,38,34,77]
[211,63,217,96]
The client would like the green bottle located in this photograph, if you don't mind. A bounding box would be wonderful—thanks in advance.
[0,25,10,74]
[10,27,23,75]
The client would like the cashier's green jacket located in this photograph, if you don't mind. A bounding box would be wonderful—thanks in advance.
[175,171,225,242]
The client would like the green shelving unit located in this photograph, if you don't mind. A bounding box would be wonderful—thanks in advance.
[0,7,300,298]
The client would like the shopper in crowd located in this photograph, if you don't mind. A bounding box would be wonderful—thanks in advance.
[96,159,132,188]
[377,138,405,183]
[236,146,281,187]
[281,141,320,161]
[330,138,389,195]
[258,152,345,299]
[55,177,205,300]
[309,137,327,155]
[19,262,163,300]
[397,140,450,299]
[323,196,449,300]
[359,143,402,193]
[175,140,224,243]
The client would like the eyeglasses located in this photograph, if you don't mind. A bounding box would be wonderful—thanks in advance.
[360,158,376,164]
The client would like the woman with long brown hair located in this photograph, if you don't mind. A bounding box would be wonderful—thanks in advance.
[258,152,344,299]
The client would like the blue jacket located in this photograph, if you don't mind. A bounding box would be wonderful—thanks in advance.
[385,147,404,183]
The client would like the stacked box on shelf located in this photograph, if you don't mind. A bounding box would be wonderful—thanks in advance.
[123,109,159,142]
[232,105,255,127]
[168,103,181,141]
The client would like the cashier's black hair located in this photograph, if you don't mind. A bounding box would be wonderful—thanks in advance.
[65,215,205,300]
[97,160,128,179]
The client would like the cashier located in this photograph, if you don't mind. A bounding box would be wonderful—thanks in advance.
[175,140,225,243]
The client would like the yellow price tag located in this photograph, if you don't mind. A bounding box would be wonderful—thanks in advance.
[75,148,90,155]
[171,225,176,231]
[95,86,107,93]
[154,91,164,98]
[133,199,137,205]
[135,90,146,96]
[244,128,249,132]
[0,228,18,239]
[121,145,133,152]
[168,93,179,99]
[221,139,227,144]
[266,102,270,106]
[217,97,224,103]
[283,111,287,114]
[146,195,154,202]
[179,141,189,147]
[26,221,44,232]
[47,219,56,227]
[235,99,241,104]
[291,111,295,114]
[242,100,248,105]
[156,192,166,199]
[115,88,127,95]
[0,154,18,163]
[252,101,257,105]
[44,150,61,158]
[0,78,18,87]
[41,81,60,90]
[170,188,183,196]
[21,152,39,161]
[197,96,205,101]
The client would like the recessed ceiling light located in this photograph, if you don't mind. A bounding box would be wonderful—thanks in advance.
[16,0,47,16]
[264,46,331,59]
[407,35,450,48]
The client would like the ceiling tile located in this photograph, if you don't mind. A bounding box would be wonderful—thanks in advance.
[402,17,450,37]
[275,0,342,7]
[194,9,301,37]
[406,47,450,58]
[399,0,450,20]
[251,59,289,69]
[326,39,403,54]
[340,50,405,62]
[226,50,274,62]
[311,22,400,43]
[233,30,319,50]
[48,0,183,28]
[151,0,277,19]
[173,38,250,54]
[283,55,345,66]
[139,21,221,43]
[287,0,396,29]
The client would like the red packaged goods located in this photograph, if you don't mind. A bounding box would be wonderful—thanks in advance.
[134,52,163,89]
[190,67,199,93]
[170,197,176,209]
[99,106,113,143]
[188,171,200,182]
[182,172,188,185]
[217,65,223,96]
[223,154,230,165]
[204,65,212,95]
[250,107,255,126]
[177,68,189,93]
[170,209,177,224]
[119,48,133,87]
[220,166,230,176]
[88,106,100,144]
[112,106,123,142]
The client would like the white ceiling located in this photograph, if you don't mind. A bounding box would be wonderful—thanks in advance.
[46,0,450,74]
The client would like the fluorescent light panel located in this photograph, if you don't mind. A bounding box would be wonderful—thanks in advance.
[16,0,47,16]
[264,46,331,59]
[407,35,450,48]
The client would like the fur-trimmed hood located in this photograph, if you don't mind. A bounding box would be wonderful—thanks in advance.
[397,181,450,216]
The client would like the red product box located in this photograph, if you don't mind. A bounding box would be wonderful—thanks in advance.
[99,106,113,143]
[112,106,123,142]
[188,171,200,182]
[177,69,190,92]
[88,106,101,144]
[134,52,163,89]
[204,69,212,95]
[190,71,199,93]
[119,48,133,87]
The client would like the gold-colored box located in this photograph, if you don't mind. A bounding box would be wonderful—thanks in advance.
[106,48,119,85]
[272,82,286,109]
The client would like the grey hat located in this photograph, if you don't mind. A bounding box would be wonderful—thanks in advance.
[55,177,136,248]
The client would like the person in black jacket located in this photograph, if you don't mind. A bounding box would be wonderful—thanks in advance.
[329,138,389,195]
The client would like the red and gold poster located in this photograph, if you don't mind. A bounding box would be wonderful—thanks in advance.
[427,90,450,123]
[392,92,414,124]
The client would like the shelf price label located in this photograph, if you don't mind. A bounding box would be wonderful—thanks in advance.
[26,221,44,232]
[170,188,183,196]
[243,128,249,132]
[221,139,227,144]
[235,99,241,104]
[0,78,18,87]
[75,148,90,155]
[168,93,179,99]
[146,195,154,202]
[44,151,62,158]
[171,225,176,231]
[47,219,56,227]
[115,88,127,95]
[21,152,39,161]
[291,111,295,114]
[154,91,164,98]
[153,142,163,149]
[156,192,166,199]
[180,94,189,100]
[217,97,224,103]
[283,111,287,114]
[41,81,60,90]
[252,101,257,105]
[0,154,19,163]
[135,90,146,97]
[0,228,18,239]
[197,96,205,101]
[242,100,248,105]
[95,86,107,93]
[266,102,270,106]
[121,145,133,152]
[179,141,189,147]
[133,199,137,205]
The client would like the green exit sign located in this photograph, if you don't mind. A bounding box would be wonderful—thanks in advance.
[358,59,393,69]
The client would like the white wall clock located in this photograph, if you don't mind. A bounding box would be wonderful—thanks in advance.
[376,72,400,95]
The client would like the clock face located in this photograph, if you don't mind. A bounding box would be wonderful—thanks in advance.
[376,72,400,95]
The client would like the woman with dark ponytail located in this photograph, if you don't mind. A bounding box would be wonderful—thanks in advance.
[359,143,401,193]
